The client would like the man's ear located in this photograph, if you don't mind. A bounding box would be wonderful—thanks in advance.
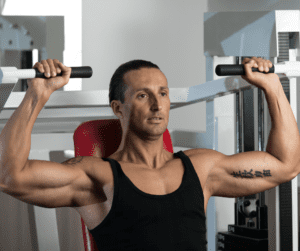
[111,100,123,119]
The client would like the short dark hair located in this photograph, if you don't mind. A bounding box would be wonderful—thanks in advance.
[109,59,160,105]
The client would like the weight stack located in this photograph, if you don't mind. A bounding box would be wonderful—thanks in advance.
[217,225,268,251]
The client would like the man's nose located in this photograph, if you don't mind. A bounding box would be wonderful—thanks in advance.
[150,95,162,111]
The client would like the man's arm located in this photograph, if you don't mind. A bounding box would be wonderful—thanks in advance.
[201,149,296,198]
[0,89,94,208]
[0,59,95,208]
[0,88,48,179]
[1,156,98,208]
[0,59,71,179]
[204,57,300,198]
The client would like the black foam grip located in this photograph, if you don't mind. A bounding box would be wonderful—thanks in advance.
[215,64,275,76]
[34,66,93,79]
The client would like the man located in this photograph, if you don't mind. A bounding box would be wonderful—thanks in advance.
[0,57,299,251]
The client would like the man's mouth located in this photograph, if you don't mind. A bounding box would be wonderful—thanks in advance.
[149,117,162,120]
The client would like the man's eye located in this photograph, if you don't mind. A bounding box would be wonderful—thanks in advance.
[139,94,146,98]
[161,92,167,96]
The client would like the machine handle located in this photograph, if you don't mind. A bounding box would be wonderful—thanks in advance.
[215,64,275,76]
[34,66,93,79]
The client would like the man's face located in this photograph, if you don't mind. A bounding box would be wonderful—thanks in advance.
[118,67,170,140]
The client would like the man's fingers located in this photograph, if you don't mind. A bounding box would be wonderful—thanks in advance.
[244,59,255,74]
[243,59,262,82]
[41,60,51,78]
[33,62,45,73]
[46,59,57,77]
[32,62,39,69]
[40,59,67,78]
[53,59,62,74]
[242,58,252,64]
[33,59,71,81]
[243,57,273,72]
[242,57,260,65]
[58,62,71,74]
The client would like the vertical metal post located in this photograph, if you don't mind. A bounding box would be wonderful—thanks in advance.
[235,57,245,226]
[21,50,33,92]
[236,57,244,153]
[205,53,217,251]
[257,88,265,209]
[257,85,268,230]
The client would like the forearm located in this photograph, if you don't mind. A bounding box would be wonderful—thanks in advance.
[0,87,49,180]
[264,82,300,169]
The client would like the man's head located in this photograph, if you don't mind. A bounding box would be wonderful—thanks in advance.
[109,60,170,140]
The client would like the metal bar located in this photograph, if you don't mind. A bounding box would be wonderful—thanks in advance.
[1,76,256,111]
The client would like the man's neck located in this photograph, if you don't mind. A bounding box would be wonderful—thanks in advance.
[115,133,172,169]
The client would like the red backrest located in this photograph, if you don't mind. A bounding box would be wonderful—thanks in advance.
[73,119,174,251]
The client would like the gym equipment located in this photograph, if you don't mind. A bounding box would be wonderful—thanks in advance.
[0,66,92,114]
[216,61,300,79]
[205,10,299,251]
[0,66,93,83]
[0,9,299,251]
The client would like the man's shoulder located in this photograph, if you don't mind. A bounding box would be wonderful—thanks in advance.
[182,148,214,158]
[181,148,221,171]
[72,156,112,181]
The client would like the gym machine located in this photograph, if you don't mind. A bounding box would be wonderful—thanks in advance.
[0,9,299,251]
[205,10,299,251]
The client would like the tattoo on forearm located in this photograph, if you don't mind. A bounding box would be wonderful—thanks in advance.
[231,169,272,178]
[63,156,84,165]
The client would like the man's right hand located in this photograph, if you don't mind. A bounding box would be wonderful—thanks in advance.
[27,59,72,98]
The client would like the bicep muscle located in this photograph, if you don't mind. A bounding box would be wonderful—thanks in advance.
[206,150,295,198]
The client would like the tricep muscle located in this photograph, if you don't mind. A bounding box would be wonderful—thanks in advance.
[205,150,295,198]
[2,156,96,208]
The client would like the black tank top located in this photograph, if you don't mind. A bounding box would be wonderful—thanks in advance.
[89,150,208,251]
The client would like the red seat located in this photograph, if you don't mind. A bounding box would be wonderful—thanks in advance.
[73,119,174,251]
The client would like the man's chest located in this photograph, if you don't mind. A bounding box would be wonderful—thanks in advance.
[73,154,209,230]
